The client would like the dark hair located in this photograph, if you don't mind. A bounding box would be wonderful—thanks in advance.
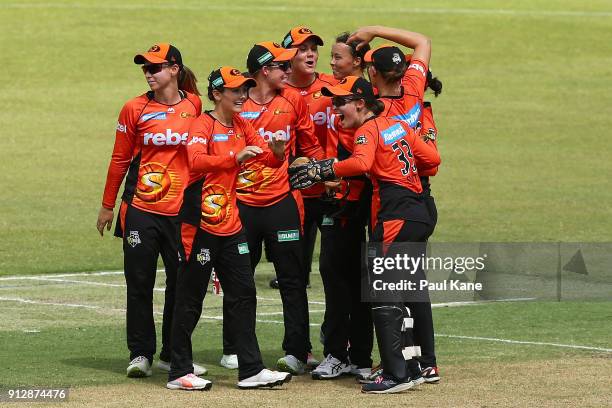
[207,84,223,102]
[426,70,443,97]
[364,98,384,115]
[377,62,407,84]
[178,65,201,96]
[335,32,371,70]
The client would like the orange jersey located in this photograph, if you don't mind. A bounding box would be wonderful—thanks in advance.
[286,73,338,198]
[380,58,428,130]
[182,113,283,236]
[326,112,369,202]
[418,102,439,179]
[333,116,440,224]
[102,91,202,215]
[236,88,324,207]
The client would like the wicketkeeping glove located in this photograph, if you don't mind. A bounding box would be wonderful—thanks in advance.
[289,158,337,190]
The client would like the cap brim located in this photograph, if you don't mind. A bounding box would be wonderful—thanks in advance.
[134,53,168,64]
[225,77,257,89]
[274,47,298,62]
[294,34,324,47]
[363,49,374,63]
[321,85,352,97]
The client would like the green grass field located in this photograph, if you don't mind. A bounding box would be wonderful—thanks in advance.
[1,1,611,406]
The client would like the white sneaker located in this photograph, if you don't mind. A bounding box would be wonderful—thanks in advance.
[126,356,152,378]
[157,360,208,376]
[166,373,212,391]
[350,364,372,380]
[311,354,351,380]
[220,354,239,369]
[237,369,291,389]
[306,353,320,369]
[276,355,306,375]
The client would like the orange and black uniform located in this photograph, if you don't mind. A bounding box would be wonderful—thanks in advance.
[229,87,324,362]
[333,115,440,381]
[317,112,374,368]
[101,90,201,364]
[379,60,441,371]
[286,73,338,286]
[169,112,283,381]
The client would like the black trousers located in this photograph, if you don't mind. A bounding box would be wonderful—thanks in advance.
[319,214,373,368]
[301,197,329,285]
[370,219,433,381]
[117,203,178,363]
[169,227,264,381]
[224,194,310,362]
[415,193,437,368]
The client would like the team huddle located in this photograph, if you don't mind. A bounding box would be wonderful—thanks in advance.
[96,24,443,394]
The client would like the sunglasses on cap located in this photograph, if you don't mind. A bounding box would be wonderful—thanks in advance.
[141,63,174,75]
[331,95,363,107]
[266,61,291,72]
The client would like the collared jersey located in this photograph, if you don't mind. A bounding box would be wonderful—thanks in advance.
[286,72,338,198]
[380,58,428,130]
[333,116,440,224]
[236,88,324,207]
[181,113,283,235]
[102,91,202,216]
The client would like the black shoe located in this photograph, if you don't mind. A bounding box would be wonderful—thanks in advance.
[269,278,279,289]
[361,373,422,394]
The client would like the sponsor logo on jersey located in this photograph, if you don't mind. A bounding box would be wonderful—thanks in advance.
[258,125,291,142]
[196,248,211,265]
[355,135,368,145]
[392,102,422,129]
[116,122,127,133]
[240,111,262,120]
[188,136,207,145]
[277,229,300,242]
[213,133,229,142]
[313,91,322,99]
[409,62,426,76]
[238,243,249,254]
[140,112,167,122]
[127,231,141,248]
[180,111,195,118]
[381,123,407,145]
[273,109,290,115]
[311,106,336,130]
[143,129,189,146]
[167,107,175,113]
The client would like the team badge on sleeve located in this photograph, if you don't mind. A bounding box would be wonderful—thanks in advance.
[355,135,368,145]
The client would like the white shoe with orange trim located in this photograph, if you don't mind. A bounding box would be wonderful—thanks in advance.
[166,373,212,391]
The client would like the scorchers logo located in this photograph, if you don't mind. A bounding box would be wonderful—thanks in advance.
[236,168,265,193]
[135,163,173,202]
[201,185,230,226]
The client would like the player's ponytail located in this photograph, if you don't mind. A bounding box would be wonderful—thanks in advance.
[365,98,385,116]
[426,71,443,97]
[178,65,201,96]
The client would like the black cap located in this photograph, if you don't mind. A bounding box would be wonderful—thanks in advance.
[364,45,406,72]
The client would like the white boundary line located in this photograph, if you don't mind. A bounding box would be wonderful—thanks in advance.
[0,3,611,18]
[1,295,610,353]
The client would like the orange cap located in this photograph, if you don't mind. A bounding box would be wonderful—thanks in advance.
[208,66,257,89]
[321,76,375,100]
[134,43,182,65]
[281,26,324,48]
[246,41,297,73]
